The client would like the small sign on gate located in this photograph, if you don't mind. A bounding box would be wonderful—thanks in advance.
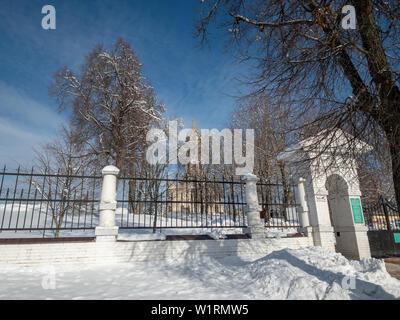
[350,198,364,224]
[394,233,400,244]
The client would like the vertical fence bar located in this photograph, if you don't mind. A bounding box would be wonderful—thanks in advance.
[381,196,392,231]
[8,167,20,229]
[15,189,24,231]
[1,189,9,230]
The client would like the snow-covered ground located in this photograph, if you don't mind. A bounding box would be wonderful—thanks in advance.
[0,247,399,300]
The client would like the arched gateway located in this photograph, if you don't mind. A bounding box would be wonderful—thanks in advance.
[278,129,372,259]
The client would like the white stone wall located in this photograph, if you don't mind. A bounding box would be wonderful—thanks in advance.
[0,236,313,267]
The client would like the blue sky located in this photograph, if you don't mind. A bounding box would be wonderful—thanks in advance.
[0,0,249,167]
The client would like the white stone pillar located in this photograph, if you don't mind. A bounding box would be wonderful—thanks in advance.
[307,174,336,252]
[242,173,264,239]
[95,165,120,242]
[296,177,312,235]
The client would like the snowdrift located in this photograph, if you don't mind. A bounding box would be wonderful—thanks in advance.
[0,246,399,299]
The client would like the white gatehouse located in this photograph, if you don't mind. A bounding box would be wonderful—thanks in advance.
[278,129,371,259]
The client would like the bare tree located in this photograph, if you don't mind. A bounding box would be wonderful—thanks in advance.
[196,0,400,207]
[358,134,395,201]
[33,125,98,237]
[231,96,292,181]
[50,38,164,173]
[230,95,293,220]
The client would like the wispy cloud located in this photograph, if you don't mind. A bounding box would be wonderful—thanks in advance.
[0,81,62,132]
[0,82,64,167]
[0,117,52,167]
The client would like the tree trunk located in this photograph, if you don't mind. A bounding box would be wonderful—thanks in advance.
[262,182,272,225]
[388,134,400,211]
[278,161,289,221]
[129,180,136,214]
[152,198,158,233]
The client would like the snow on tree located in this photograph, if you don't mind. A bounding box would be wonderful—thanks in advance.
[50,38,165,174]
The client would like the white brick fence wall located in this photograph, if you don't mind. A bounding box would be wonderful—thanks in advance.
[0,236,313,267]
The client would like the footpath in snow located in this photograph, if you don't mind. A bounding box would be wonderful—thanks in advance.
[0,246,400,300]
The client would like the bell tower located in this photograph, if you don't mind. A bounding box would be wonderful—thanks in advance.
[184,118,206,179]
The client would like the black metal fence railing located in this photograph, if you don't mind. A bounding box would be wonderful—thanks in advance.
[257,181,300,229]
[116,174,247,230]
[0,166,102,236]
[0,167,301,236]
[363,196,400,231]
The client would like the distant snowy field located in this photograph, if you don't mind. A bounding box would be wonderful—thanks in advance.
[0,247,400,300]
[0,204,298,239]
